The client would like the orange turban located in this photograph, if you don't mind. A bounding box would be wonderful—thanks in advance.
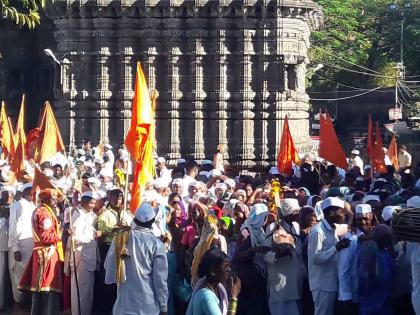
[39,188,59,201]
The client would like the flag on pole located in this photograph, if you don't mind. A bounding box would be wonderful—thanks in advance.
[0,102,15,158]
[35,102,65,164]
[124,62,153,161]
[124,62,156,213]
[387,134,399,171]
[10,127,26,176]
[31,165,62,201]
[370,122,387,174]
[277,115,300,175]
[15,94,26,146]
[319,111,347,169]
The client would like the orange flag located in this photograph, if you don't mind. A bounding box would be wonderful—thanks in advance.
[31,165,62,201]
[387,134,399,171]
[319,111,348,169]
[0,102,15,158]
[370,122,387,174]
[124,62,153,161]
[10,127,26,176]
[35,102,65,164]
[125,62,156,213]
[277,116,300,175]
[15,94,26,146]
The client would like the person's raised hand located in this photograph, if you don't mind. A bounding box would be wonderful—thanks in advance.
[335,238,351,251]
[228,275,241,299]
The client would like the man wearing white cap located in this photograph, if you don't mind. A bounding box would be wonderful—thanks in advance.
[337,204,374,315]
[99,168,114,192]
[0,186,15,310]
[8,183,35,305]
[308,197,350,315]
[156,157,172,187]
[103,144,115,168]
[67,191,100,315]
[349,149,364,175]
[105,203,168,315]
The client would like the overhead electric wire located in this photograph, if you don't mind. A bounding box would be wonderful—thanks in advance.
[310,72,392,93]
[309,85,384,101]
[322,63,397,78]
[312,45,381,74]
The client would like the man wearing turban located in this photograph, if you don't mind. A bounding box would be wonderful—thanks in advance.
[18,189,64,315]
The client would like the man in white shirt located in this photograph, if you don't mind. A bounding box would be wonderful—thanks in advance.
[349,150,364,175]
[183,161,199,194]
[67,191,100,315]
[8,183,35,305]
[103,144,115,169]
[398,145,412,174]
[0,186,15,310]
[156,157,172,187]
[337,204,374,315]
[308,197,351,315]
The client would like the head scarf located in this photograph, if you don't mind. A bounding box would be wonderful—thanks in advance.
[240,203,268,248]
[191,214,220,284]
[223,198,240,217]
[220,216,232,230]
[234,202,250,218]
[174,201,187,226]
[240,203,269,277]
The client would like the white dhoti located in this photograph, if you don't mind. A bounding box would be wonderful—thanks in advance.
[71,263,95,315]
[8,238,33,303]
[312,290,336,315]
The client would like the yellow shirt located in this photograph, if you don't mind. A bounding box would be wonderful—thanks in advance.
[96,207,133,244]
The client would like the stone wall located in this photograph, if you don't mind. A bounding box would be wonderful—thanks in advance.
[46,0,323,169]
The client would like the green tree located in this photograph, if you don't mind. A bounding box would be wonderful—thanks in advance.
[310,0,420,89]
[0,0,51,29]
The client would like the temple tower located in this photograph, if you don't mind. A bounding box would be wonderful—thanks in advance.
[46,0,323,168]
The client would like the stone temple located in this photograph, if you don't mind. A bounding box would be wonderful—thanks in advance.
[45,0,323,169]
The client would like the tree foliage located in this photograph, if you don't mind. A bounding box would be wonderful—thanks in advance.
[310,0,420,89]
[0,0,51,29]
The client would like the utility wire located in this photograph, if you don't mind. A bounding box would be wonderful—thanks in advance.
[311,73,392,92]
[309,86,384,101]
[312,45,381,74]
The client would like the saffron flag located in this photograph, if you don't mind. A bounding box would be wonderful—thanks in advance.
[387,134,399,171]
[277,116,300,175]
[0,102,15,158]
[370,122,387,174]
[124,62,153,161]
[15,94,26,146]
[35,102,65,164]
[31,165,62,201]
[124,62,156,212]
[10,127,26,176]
[319,111,347,169]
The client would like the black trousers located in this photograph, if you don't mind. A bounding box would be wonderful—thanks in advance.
[336,300,359,315]
[31,292,61,315]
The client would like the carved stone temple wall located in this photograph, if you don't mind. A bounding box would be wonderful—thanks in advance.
[46,0,323,169]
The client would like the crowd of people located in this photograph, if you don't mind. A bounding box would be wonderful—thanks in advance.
[0,139,419,315]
